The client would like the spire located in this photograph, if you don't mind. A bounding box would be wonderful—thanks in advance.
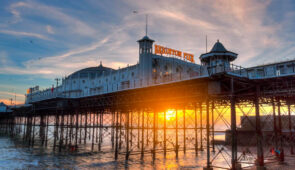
[145,14,148,36]
[210,40,227,52]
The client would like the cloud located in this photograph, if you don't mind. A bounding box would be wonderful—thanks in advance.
[0,91,24,98]
[0,99,24,105]
[0,36,111,77]
[9,2,30,23]
[0,91,25,105]
[1,0,295,105]
[9,1,96,37]
[0,30,50,40]
[0,51,9,65]
[46,25,54,34]
[0,0,281,76]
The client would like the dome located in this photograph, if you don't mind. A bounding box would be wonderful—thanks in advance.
[68,62,115,79]
[210,40,227,52]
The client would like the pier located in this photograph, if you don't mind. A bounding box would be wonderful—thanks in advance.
[1,71,295,169]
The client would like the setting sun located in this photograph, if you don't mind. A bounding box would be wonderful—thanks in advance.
[165,109,176,121]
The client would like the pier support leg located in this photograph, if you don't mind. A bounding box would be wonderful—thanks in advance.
[79,114,82,144]
[45,115,49,147]
[183,107,186,154]
[69,114,73,145]
[111,111,115,149]
[153,110,156,161]
[75,111,79,148]
[98,111,103,151]
[272,98,278,149]
[211,101,215,152]
[40,115,45,146]
[119,111,122,149]
[230,78,239,170]
[91,112,95,151]
[130,110,133,147]
[59,113,64,152]
[96,112,99,143]
[53,113,59,151]
[255,85,265,170]
[164,110,167,157]
[84,112,88,144]
[176,109,179,158]
[195,104,198,156]
[141,110,145,159]
[137,110,140,149]
[31,116,36,147]
[278,99,283,149]
[287,101,294,155]
[200,103,203,151]
[126,111,130,160]
[115,111,119,160]
[65,115,69,146]
[205,99,212,170]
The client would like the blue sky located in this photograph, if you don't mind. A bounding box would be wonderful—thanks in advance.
[0,0,295,104]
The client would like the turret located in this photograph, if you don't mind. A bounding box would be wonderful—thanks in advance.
[137,35,154,85]
[200,40,237,75]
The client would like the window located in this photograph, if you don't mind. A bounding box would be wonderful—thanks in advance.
[113,76,116,80]
[82,80,85,83]
[90,73,96,79]
[131,72,134,77]
[106,78,108,82]
[122,74,124,79]
[71,74,78,79]
[80,72,88,78]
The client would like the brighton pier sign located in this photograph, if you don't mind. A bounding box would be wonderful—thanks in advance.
[154,44,195,63]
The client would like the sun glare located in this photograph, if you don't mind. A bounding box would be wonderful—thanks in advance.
[165,109,176,121]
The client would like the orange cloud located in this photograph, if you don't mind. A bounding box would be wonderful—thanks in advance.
[0,99,24,106]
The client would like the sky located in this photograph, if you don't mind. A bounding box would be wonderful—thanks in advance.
[0,0,295,105]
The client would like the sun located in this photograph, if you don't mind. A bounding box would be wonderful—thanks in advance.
[165,109,176,121]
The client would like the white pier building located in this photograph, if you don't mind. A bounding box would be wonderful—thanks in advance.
[25,35,295,103]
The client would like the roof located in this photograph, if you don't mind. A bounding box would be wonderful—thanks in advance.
[68,62,115,78]
[137,35,154,42]
[199,40,238,61]
[210,40,227,52]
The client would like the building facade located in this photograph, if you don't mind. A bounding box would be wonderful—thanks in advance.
[25,35,295,103]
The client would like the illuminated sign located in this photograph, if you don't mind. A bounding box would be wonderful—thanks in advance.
[154,44,195,63]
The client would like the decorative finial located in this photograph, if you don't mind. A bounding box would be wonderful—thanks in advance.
[217,39,219,42]
[100,61,102,66]
[145,14,148,36]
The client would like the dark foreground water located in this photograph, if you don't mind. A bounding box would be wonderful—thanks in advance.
[0,136,215,170]
[2,135,294,170]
